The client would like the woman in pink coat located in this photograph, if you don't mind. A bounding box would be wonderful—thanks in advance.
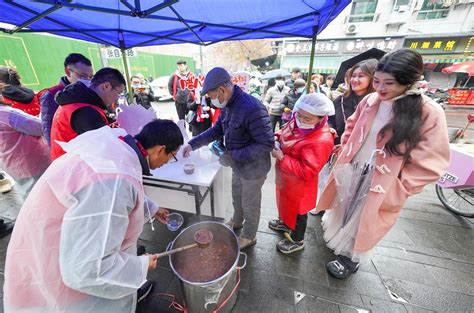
[269,93,335,254]
[317,49,450,279]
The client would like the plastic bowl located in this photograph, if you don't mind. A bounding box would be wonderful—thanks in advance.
[183,163,195,175]
[167,213,184,231]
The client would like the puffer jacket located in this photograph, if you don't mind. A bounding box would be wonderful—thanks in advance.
[1,85,40,116]
[189,85,274,180]
[264,85,290,116]
[39,76,69,146]
[167,71,194,105]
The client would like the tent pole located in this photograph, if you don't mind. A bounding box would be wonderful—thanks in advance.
[121,49,133,103]
[306,32,318,93]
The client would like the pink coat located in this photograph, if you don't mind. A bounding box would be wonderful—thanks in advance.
[317,93,450,253]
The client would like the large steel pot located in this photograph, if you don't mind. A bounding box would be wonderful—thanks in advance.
[168,221,246,313]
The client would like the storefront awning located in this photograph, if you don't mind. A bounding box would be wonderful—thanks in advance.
[281,55,347,74]
[423,54,474,64]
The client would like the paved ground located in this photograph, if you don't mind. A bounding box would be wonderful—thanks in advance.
[0,101,472,312]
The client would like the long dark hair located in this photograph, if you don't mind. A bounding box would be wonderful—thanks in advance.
[344,58,378,97]
[377,49,424,160]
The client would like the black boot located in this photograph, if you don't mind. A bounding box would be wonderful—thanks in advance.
[0,219,14,238]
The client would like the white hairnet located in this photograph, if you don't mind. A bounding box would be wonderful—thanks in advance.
[297,93,335,116]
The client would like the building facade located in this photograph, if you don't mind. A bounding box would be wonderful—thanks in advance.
[278,0,474,74]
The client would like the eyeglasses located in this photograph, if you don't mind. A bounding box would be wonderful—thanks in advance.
[68,68,93,80]
[169,151,178,163]
[112,86,125,95]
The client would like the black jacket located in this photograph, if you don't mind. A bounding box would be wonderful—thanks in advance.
[132,84,155,109]
[189,86,274,179]
[187,97,212,136]
[56,82,108,135]
[168,73,194,105]
[329,93,365,144]
[281,89,303,111]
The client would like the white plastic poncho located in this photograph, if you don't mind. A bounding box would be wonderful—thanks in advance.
[0,105,50,199]
[4,126,148,313]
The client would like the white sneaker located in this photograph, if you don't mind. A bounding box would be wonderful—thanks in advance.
[0,175,13,194]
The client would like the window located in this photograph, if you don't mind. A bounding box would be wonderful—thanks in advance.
[417,0,449,20]
[393,0,411,11]
[349,0,378,22]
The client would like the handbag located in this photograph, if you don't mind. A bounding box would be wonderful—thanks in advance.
[185,110,197,125]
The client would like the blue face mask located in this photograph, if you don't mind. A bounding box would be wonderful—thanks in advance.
[297,87,305,93]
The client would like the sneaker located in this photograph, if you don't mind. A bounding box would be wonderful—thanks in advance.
[326,255,359,279]
[238,237,257,250]
[276,233,304,254]
[225,219,245,230]
[268,219,291,233]
[0,220,14,238]
[0,174,12,194]
[309,209,324,216]
[137,280,154,303]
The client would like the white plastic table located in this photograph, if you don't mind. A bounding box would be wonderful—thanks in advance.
[143,147,225,217]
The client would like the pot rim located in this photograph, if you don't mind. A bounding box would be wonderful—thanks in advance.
[169,221,239,286]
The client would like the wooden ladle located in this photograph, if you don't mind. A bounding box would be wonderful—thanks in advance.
[156,229,213,259]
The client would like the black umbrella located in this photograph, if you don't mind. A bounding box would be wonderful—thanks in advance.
[333,48,386,88]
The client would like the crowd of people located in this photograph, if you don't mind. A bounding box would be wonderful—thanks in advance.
[0,48,451,311]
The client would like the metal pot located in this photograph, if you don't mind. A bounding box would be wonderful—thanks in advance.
[169,221,246,313]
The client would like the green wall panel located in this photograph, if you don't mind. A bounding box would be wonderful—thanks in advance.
[0,33,195,91]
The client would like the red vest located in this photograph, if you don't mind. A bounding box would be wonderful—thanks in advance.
[2,95,41,117]
[50,103,108,160]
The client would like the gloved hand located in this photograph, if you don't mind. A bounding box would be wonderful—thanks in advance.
[219,151,233,167]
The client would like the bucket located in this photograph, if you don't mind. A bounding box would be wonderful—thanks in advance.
[169,221,247,313]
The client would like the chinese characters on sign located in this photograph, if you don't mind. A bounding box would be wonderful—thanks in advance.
[343,38,400,53]
[285,38,402,55]
[103,48,137,58]
[404,36,474,54]
[178,73,205,92]
[231,72,251,93]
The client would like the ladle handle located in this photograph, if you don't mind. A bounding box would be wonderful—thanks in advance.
[156,243,198,258]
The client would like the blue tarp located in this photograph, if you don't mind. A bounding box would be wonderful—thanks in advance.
[0,0,351,48]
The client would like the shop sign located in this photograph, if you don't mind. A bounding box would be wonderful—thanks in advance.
[403,36,473,54]
[342,38,401,53]
[285,38,402,55]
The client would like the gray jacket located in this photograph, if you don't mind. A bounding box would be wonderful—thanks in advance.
[263,85,289,116]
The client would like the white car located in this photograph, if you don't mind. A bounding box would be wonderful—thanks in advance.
[149,76,173,102]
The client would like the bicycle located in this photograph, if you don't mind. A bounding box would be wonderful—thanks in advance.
[435,114,474,218]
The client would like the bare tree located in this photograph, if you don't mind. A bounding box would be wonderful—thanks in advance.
[203,39,274,72]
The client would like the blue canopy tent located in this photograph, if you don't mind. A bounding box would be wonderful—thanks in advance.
[0,0,351,92]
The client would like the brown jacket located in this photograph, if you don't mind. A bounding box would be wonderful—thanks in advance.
[317,93,450,253]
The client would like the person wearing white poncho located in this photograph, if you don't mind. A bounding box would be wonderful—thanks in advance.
[3,120,183,313]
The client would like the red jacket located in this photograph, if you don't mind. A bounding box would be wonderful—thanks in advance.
[275,119,334,229]
[50,103,108,160]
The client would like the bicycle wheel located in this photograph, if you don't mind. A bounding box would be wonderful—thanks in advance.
[435,185,474,218]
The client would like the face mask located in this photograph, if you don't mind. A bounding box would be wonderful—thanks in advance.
[276,80,284,88]
[210,88,227,108]
[295,116,315,129]
[297,87,305,93]
[77,79,91,87]
[132,84,140,88]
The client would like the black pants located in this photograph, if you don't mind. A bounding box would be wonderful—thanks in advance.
[269,114,282,132]
[175,102,188,120]
[291,213,308,242]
